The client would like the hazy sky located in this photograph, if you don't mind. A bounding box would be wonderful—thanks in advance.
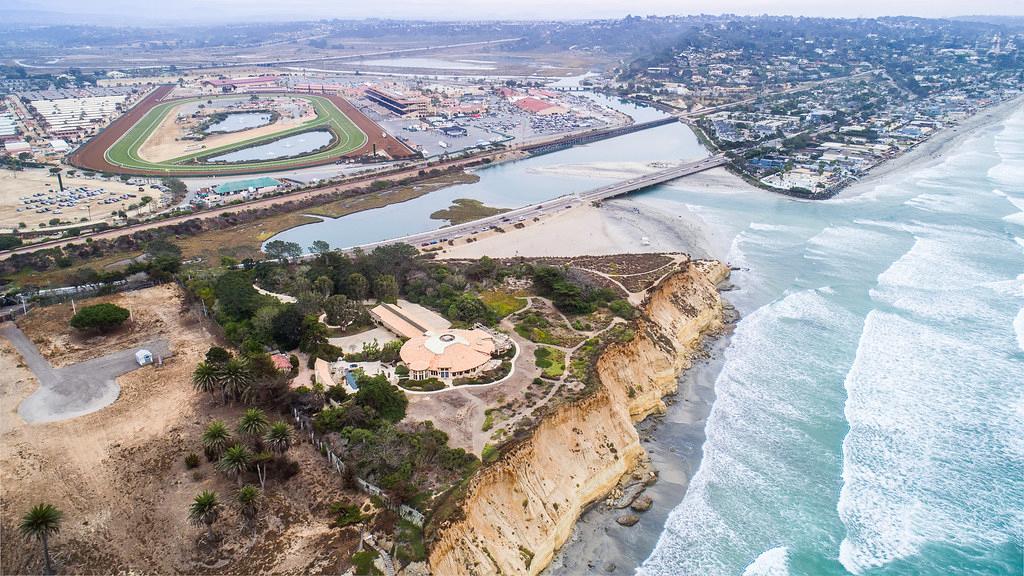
[16,0,1024,23]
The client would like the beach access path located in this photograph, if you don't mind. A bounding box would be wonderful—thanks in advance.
[0,323,170,423]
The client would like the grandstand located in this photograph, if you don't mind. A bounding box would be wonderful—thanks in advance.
[30,95,126,138]
[365,86,428,117]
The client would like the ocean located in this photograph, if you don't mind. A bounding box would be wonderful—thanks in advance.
[634,107,1024,575]
[265,94,1022,575]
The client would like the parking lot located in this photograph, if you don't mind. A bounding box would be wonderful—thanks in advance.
[0,167,168,230]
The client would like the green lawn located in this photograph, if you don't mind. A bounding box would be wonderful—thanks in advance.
[479,290,526,318]
[104,93,367,174]
[534,346,565,379]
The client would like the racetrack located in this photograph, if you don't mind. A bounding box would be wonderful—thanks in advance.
[69,86,417,176]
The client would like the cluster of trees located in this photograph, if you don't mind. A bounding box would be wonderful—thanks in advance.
[344,339,403,363]
[314,374,476,505]
[531,265,619,315]
[188,408,295,541]
[191,346,290,406]
[196,243,509,365]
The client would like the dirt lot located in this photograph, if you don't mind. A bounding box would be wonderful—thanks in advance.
[0,284,363,575]
[15,285,184,368]
[0,168,154,230]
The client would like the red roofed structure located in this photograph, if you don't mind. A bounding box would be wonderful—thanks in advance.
[513,97,568,115]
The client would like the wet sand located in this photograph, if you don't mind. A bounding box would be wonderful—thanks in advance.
[544,331,733,575]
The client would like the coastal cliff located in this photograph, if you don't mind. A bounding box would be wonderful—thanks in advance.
[427,260,730,576]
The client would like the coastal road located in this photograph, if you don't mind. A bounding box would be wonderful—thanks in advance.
[353,154,729,252]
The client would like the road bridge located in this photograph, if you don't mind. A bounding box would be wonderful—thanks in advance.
[356,154,728,252]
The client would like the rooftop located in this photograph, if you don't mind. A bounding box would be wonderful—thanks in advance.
[400,329,496,374]
[214,176,281,195]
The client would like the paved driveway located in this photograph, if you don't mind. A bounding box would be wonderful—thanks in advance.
[1,323,171,424]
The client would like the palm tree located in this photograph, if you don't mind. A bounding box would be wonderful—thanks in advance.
[19,503,62,575]
[219,358,253,404]
[201,420,232,460]
[191,361,219,400]
[188,490,220,542]
[217,444,252,485]
[236,485,261,535]
[264,422,293,457]
[236,408,269,444]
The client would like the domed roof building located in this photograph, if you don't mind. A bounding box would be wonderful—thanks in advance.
[400,329,497,381]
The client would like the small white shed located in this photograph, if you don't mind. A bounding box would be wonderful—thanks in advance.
[135,349,154,366]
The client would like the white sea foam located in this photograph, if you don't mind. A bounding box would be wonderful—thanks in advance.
[748,222,798,232]
[1001,194,1024,226]
[874,235,1002,294]
[641,289,860,576]
[904,191,977,214]
[741,547,790,576]
[1015,308,1024,352]
[838,311,1024,574]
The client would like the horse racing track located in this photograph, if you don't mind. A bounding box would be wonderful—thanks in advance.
[69,85,417,177]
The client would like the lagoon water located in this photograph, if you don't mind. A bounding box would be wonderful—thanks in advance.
[356,57,496,70]
[208,129,332,163]
[266,96,687,249]
[204,111,273,133]
[269,95,1023,575]
[634,106,1024,575]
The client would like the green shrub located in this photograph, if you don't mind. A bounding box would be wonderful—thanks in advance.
[608,299,635,319]
[184,453,200,469]
[398,377,445,392]
[0,234,23,250]
[351,549,381,575]
[329,501,366,528]
[69,303,130,333]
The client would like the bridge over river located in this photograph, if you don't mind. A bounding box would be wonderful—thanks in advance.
[355,154,728,252]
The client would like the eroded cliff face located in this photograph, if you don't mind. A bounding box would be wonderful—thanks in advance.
[428,260,730,576]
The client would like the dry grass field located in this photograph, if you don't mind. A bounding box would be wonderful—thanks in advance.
[0,284,365,575]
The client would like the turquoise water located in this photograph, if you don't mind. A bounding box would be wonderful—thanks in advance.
[635,107,1024,575]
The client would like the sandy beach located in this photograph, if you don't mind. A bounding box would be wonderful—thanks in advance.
[441,166,745,262]
[837,94,1024,199]
[445,94,1024,576]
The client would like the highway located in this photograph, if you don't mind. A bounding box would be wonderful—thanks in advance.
[353,154,728,252]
